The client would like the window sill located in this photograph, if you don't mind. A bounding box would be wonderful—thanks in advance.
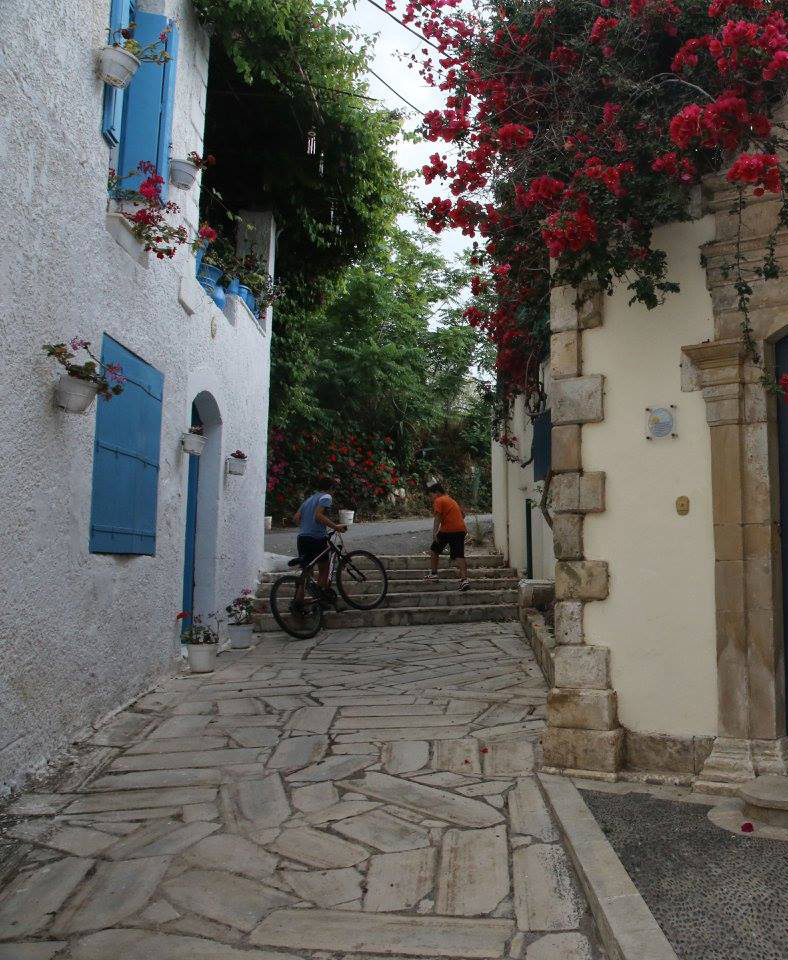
[105,212,149,268]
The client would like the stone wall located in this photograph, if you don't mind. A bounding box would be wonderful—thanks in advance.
[541,287,624,777]
[0,0,273,794]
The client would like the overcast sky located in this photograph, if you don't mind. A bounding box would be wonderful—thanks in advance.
[342,0,471,263]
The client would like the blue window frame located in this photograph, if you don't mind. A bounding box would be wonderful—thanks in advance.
[102,0,136,146]
[90,336,164,556]
[116,12,179,199]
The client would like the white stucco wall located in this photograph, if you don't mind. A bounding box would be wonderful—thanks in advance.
[491,395,555,578]
[582,216,717,738]
[0,0,273,793]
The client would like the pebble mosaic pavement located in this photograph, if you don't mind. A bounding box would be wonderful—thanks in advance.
[582,788,788,960]
[0,621,607,959]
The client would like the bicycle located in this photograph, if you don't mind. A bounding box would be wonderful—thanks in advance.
[268,531,388,639]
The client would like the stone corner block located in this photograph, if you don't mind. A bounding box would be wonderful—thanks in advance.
[550,330,581,380]
[548,473,605,515]
[550,285,579,333]
[554,600,584,645]
[554,645,610,690]
[542,726,624,773]
[577,283,603,330]
[555,560,609,601]
[552,376,604,426]
[551,424,582,473]
[552,514,584,561]
[548,688,618,731]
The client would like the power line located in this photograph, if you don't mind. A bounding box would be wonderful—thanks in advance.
[367,65,426,115]
[365,0,442,53]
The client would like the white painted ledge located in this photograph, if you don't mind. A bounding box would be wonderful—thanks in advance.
[105,213,149,268]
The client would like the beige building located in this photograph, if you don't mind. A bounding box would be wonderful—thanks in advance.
[494,178,788,798]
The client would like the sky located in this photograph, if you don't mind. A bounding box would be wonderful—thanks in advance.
[341,0,471,264]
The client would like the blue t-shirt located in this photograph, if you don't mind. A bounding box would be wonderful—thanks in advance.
[299,491,333,538]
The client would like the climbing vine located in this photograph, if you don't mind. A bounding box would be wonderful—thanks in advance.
[388,0,788,404]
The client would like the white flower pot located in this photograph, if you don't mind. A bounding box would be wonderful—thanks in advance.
[265,515,273,532]
[227,456,247,475]
[339,509,355,526]
[186,644,217,673]
[228,624,254,649]
[55,374,99,414]
[170,159,199,190]
[182,432,205,456]
[98,45,140,88]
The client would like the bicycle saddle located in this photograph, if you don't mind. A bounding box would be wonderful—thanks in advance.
[288,556,307,567]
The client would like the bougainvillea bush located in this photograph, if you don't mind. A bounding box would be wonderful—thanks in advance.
[394,0,788,404]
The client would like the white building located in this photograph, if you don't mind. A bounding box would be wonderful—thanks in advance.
[0,0,275,795]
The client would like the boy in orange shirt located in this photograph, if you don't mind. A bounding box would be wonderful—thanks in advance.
[425,483,470,591]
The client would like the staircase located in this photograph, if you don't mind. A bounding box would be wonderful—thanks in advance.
[253,552,520,631]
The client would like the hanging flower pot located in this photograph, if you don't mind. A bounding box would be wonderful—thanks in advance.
[170,159,199,190]
[182,430,206,456]
[227,450,247,475]
[54,374,99,414]
[98,45,140,88]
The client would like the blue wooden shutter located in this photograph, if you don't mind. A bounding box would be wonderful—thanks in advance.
[90,336,164,555]
[532,410,552,482]
[116,13,179,199]
[101,0,135,145]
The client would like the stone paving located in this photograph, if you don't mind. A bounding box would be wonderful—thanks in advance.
[0,621,606,959]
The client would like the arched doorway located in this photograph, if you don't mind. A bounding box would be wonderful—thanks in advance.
[182,391,222,626]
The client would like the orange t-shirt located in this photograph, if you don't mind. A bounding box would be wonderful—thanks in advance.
[434,494,466,533]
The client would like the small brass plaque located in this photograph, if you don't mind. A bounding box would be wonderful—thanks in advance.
[676,496,690,516]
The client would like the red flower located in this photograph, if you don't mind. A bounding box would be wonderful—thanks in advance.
[741,821,754,833]
[727,153,781,195]
[176,611,190,621]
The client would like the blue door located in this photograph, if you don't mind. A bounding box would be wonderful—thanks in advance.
[182,404,202,630]
[775,336,788,732]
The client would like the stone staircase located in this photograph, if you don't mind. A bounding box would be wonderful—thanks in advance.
[253,552,520,631]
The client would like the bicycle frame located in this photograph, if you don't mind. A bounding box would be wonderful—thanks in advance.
[297,532,344,593]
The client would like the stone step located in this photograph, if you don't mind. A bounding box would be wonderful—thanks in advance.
[253,603,518,632]
[258,565,517,587]
[256,576,520,597]
[255,588,517,613]
[377,553,504,570]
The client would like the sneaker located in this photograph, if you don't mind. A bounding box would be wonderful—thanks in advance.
[459,579,471,591]
[424,573,439,581]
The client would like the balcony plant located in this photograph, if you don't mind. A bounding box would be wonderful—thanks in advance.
[181,424,205,456]
[108,163,188,259]
[98,22,172,88]
[171,151,216,191]
[43,338,126,414]
[227,449,248,475]
[225,589,256,649]
[177,612,220,673]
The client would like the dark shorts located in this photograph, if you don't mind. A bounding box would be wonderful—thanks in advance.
[297,535,330,565]
[431,531,466,560]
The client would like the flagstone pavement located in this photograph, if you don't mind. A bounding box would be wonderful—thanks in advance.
[0,622,606,960]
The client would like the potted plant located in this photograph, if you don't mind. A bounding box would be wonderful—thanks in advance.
[108,163,189,260]
[178,612,220,673]
[171,151,215,190]
[227,450,247,475]
[182,424,205,456]
[225,590,256,649]
[43,338,126,414]
[98,22,172,89]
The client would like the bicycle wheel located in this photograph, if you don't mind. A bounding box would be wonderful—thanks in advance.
[337,550,388,610]
[269,575,323,639]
